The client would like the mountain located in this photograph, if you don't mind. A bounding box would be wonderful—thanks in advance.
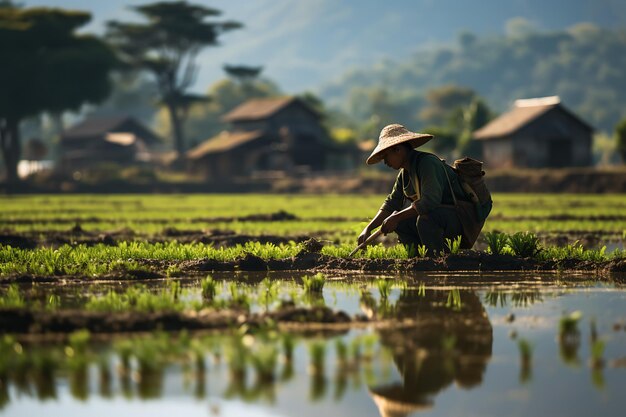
[319,24,626,133]
[22,0,626,93]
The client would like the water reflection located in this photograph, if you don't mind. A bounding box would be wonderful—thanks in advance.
[4,284,626,416]
[367,289,493,416]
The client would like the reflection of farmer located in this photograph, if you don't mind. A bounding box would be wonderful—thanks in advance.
[367,289,493,417]
[358,124,487,253]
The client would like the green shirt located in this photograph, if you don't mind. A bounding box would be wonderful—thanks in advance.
[380,151,467,214]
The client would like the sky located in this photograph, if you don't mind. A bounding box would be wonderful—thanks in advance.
[21,0,626,94]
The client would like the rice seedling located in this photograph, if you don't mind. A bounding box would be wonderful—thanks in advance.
[445,235,462,254]
[281,334,295,364]
[86,285,186,313]
[507,232,541,258]
[166,265,182,278]
[228,283,251,310]
[511,290,543,307]
[417,244,429,258]
[258,277,280,311]
[201,275,218,301]
[67,330,90,357]
[114,340,134,373]
[559,311,582,366]
[559,310,582,337]
[250,344,279,383]
[360,334,378,361]
[611,248,625,259]
[445,289,462,310]
[589,339,605,370]
[302,273,326,293]
[308,341,326,375]
[484,290,507,307]
[518,339,532,364]
[309,342,328,402]
[335,339,348,369]
[47,294,61,310]
[169,280,181,301]
[375,279,392,300]
[0,284,25,308]
[417,282,426,297]
[484,231,509,255]
[518,338,533,383]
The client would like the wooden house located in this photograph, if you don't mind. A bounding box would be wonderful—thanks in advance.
[187,97,331,179]
[59,116,162,169]
[472,97,593,169]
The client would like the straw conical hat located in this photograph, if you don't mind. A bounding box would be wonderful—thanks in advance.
[369,385,433,417]
[366,124,433,165]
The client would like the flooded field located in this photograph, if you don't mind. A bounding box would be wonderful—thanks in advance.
[1,194,626,416]
[2,273,626,417]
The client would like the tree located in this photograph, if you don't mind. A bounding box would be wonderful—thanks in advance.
[86,71,160,126]
[223,64,263,82]
[107,1,242,157]
[0,6,118,183]
[616,117,626,163]
[155,76,281,148]
[458,98,493,157]
[418,86,492,159]
[419,85,476,127]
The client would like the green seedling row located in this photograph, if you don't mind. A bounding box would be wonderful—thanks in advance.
[0,235,624,279]
[2,194,626,238]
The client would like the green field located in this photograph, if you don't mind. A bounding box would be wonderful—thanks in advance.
[1,194,625,240]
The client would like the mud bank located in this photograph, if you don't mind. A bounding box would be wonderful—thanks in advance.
[181,251,626,274]
[0,229,315,249]
[0,304,355,335]
[2,250,626,284]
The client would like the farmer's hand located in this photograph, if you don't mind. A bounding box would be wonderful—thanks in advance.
[381,213,400,235]
[357,227,371,245]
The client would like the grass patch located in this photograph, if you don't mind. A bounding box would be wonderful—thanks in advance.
[302,273,326,293]
[484,231,508,255]
[445,235,462,254]
[507,232,541,258]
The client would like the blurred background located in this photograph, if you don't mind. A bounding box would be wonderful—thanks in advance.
[2,0,626,192]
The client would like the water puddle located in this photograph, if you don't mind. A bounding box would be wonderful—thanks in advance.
[2,272,626,416]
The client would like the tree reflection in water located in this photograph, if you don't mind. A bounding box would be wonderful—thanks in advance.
[366,288,493,417]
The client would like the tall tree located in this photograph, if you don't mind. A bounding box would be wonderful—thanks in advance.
[419,85,476,127]
[0,6,118,184]
[107,1,242,157]
[155,76,281,148]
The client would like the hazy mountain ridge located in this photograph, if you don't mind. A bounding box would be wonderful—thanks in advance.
[22,0,626,94]
[320,24,626,132]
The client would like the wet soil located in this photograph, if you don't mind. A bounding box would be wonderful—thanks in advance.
[2,248,625,285]
[0,225,621,252]
[0,228,317,249]
[0,304,355,335]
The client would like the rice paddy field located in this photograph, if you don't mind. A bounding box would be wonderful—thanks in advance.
[1,193,625,241]
[1,193,626,417]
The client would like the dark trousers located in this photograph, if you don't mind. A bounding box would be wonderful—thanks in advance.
[395,207,464,255]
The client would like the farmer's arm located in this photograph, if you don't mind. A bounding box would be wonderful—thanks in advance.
[379,157,444,234]
[358,173,404,244]
[358,208,391,244]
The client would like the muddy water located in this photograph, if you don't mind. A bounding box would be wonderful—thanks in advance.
[3,273,626,417]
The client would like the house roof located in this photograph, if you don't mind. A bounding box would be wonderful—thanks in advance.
[187,130,265,159]
[222,97,316,122]
[473,96,592,140]
[61,115,161,144]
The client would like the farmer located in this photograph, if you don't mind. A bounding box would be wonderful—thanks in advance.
[358,123,472,254]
